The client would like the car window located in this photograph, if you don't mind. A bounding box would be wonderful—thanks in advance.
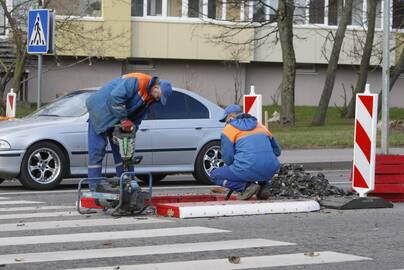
[150,91,188,119]
[186,95,209,119]
[29,91,93,118]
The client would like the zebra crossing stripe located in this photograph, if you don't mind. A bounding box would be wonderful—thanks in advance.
[68,251,371,270]
[0,211,80,220]
[0,217,172,232]
[0,197,9,200]
[0,200,43,205]
[0,205,74,212]
[0,239,294,265]
[0,227,229,246]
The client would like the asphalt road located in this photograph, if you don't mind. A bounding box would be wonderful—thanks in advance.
[0,170,403,270]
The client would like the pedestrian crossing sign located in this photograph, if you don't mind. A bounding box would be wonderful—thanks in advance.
[27,9,53,54]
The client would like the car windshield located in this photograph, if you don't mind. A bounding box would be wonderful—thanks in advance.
[28,91,94,118]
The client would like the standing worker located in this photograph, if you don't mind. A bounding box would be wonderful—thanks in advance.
[86,73,172,192]
[210,105,281,200]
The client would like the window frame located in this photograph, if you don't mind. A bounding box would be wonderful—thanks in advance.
[129,0,404,33]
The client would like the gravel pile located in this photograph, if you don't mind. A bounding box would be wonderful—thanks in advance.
[268,164,350,199]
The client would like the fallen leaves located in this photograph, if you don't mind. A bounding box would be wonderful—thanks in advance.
[228,256,241,264]
[304,252,320,257]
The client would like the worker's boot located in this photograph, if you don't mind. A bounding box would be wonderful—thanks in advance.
[237,182,260,200]
[256,182,272,200]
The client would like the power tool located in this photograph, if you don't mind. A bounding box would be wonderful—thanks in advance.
[77,123,153,216]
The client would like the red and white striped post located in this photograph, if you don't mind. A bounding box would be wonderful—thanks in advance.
[352,84,378,197]
[6,88,16,118]
[243,85,262,124]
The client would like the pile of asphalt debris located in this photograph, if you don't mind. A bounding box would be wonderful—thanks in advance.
[268,164,351,199]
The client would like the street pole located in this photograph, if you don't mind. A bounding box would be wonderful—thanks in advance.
[36,0,43,110]
[37,54,42,109]
[381,0,390,154]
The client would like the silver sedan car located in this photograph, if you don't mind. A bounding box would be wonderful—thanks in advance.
[0,88,225,190]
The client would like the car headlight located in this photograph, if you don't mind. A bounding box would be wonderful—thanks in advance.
[0,140,11,150]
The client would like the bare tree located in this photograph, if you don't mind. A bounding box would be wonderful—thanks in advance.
[376,44,404,114]
[0,0,126,115]
[224,47,245,104]
[312,0,354,126]
[195,0,296,126]
[344,0,378,118]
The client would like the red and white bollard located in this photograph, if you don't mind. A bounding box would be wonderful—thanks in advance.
[243,85,262,124]
[352,84,378,197]
[6,88,16,118]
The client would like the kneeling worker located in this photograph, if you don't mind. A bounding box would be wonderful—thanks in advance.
[210,105,281,200]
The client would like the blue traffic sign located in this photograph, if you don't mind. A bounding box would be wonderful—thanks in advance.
[27,9,50,54]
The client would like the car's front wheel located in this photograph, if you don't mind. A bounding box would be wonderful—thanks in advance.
[19,142,67,190]
[194,141,225,185]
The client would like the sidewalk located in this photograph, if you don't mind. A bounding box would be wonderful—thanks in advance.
[281,147,404,170]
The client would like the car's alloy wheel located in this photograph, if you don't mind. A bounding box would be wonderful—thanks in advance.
[19,142,67,190]
[194,141,225,185]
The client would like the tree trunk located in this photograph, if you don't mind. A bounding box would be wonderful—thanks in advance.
[11,50,26,93]
[345,0,377,118]
[277,0,296,126]
[377,45,404,114]
[312,0,353,126]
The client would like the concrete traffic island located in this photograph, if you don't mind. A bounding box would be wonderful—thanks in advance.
[153,195,320,218]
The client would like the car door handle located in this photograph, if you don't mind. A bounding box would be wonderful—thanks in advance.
[139,128,149,131]
[195,127,202,130]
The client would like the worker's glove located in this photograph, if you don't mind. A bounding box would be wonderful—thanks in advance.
[120,119,134,132]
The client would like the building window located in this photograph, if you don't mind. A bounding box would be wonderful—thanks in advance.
[148,0,163,16]
[351,0,363,25]
[48,0,102,17]
[328,0,343,25]
[294,0,307,24]
[226,1,241,21]
[132,0,144,16]
[253,0,267,22]
[309,0,324,24]
[188,0,202,18]
[167,0,182,16]
[393,0,404,29]
[207,0,223,19]
[0,7,5,35]
[268,0,278,21]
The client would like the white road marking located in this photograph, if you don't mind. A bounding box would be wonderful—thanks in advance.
[0,226,229,246]
[68,251,371,270]
[0,239,294,265]
[0,197,9,200]
[0,211,80,220]
[0,190,78,195]
[0,217,171,232]
[0,205,74,212]
[0,200,43,205]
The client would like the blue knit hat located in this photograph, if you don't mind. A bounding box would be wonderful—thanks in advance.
[158,80,173,105]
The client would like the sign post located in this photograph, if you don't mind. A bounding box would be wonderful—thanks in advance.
[243,85,262,124]
[352,84,377,197]
[320,84,393,210]
[27,9,55,109]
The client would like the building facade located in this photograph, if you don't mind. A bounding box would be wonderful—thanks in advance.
[1,0,404,107]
